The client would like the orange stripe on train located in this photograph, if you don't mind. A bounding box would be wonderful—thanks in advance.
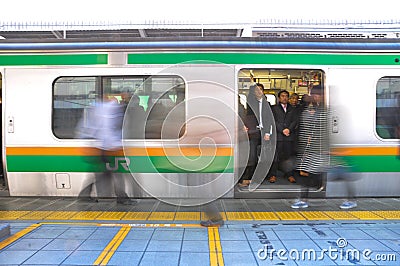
[6,146,234,157]
[331,146,398,156]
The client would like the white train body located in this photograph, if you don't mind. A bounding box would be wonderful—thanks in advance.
[0,39,399,199]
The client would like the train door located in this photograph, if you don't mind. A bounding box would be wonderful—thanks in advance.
[0,72,5,195]
[235,68,326,198]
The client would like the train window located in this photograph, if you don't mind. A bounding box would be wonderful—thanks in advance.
[53,77,98,139]
[376,77,400,139]
[238,68,324,105]
[52,75,186,139]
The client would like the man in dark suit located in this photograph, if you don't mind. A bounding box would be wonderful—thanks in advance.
[268,90,298,183]
[239,83,274,186]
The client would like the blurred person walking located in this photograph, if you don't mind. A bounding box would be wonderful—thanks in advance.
[77,95,135,204]
[329,150,357,209]
[292,85,329,208]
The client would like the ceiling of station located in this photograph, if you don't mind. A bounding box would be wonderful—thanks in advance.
[1,20,400,40]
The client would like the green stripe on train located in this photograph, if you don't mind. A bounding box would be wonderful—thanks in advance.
[1,53,398,66]
[6,156,233,173]
[342,156,400,172]
[6,155,399,173]
[0,54,108,65]
[128,53,400,65]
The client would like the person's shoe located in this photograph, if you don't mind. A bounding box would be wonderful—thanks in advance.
[291,200,308,209]
[238,180,250,187]
[300,171,309,177]
[288,176,296,183]
[268,176,277,183]
[339,201,357,209]
[200,219,224,227]
[117,199,137,205]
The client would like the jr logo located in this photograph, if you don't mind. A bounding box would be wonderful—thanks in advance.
[106,157,131,171]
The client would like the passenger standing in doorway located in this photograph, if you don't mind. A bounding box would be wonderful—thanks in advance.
[268,90,298,184]
[289,92,301,161]
[289,93,300,108]
[292,85,329,208]
[239,83,273,187]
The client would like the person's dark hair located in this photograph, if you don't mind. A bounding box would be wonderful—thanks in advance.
[248,84,257,97]
[301,94,312,104]
[278,90,289,98]
[310,84,323,95]
[249,83,265,96]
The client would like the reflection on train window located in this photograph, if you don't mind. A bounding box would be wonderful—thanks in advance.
[52,75,185,139]
[376,77,400,139]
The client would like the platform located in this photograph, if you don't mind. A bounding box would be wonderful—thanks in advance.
[0,197,399,265]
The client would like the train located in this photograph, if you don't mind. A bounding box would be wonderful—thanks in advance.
[0,37,399,202]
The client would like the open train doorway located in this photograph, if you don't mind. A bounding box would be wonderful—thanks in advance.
[235,68,326,198]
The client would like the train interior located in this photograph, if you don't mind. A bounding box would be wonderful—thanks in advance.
[235,68,326,197]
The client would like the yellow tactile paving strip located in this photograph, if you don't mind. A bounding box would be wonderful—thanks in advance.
[349,211,385,220]
[299,211,331,220]
[95,212,126,220]
[324,211,358,220]
[45,211,77,220]
[0,211,30,219]
[251,212,280,220]
[174,212,201,221]
[19,211,56,220]
[372,211,400,219]
[0,210,398,221]
[147,211,175,220]
[201,212,227,221]
[225,212,253,220]
[275,211,306,220]
[71,211,102,220]
[123,212,150,220]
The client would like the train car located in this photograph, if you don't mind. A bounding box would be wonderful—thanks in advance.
[0,37,399,201]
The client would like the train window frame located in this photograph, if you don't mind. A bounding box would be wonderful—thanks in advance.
[52,75,186,140]
[375,76,400,140]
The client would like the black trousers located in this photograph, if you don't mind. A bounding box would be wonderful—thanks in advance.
[269,140,295,178]
[79,149,129,199]
[240,133,261,181]
[299,173,322,199]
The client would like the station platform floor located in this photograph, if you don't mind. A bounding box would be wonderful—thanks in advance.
[0,196,399,265]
